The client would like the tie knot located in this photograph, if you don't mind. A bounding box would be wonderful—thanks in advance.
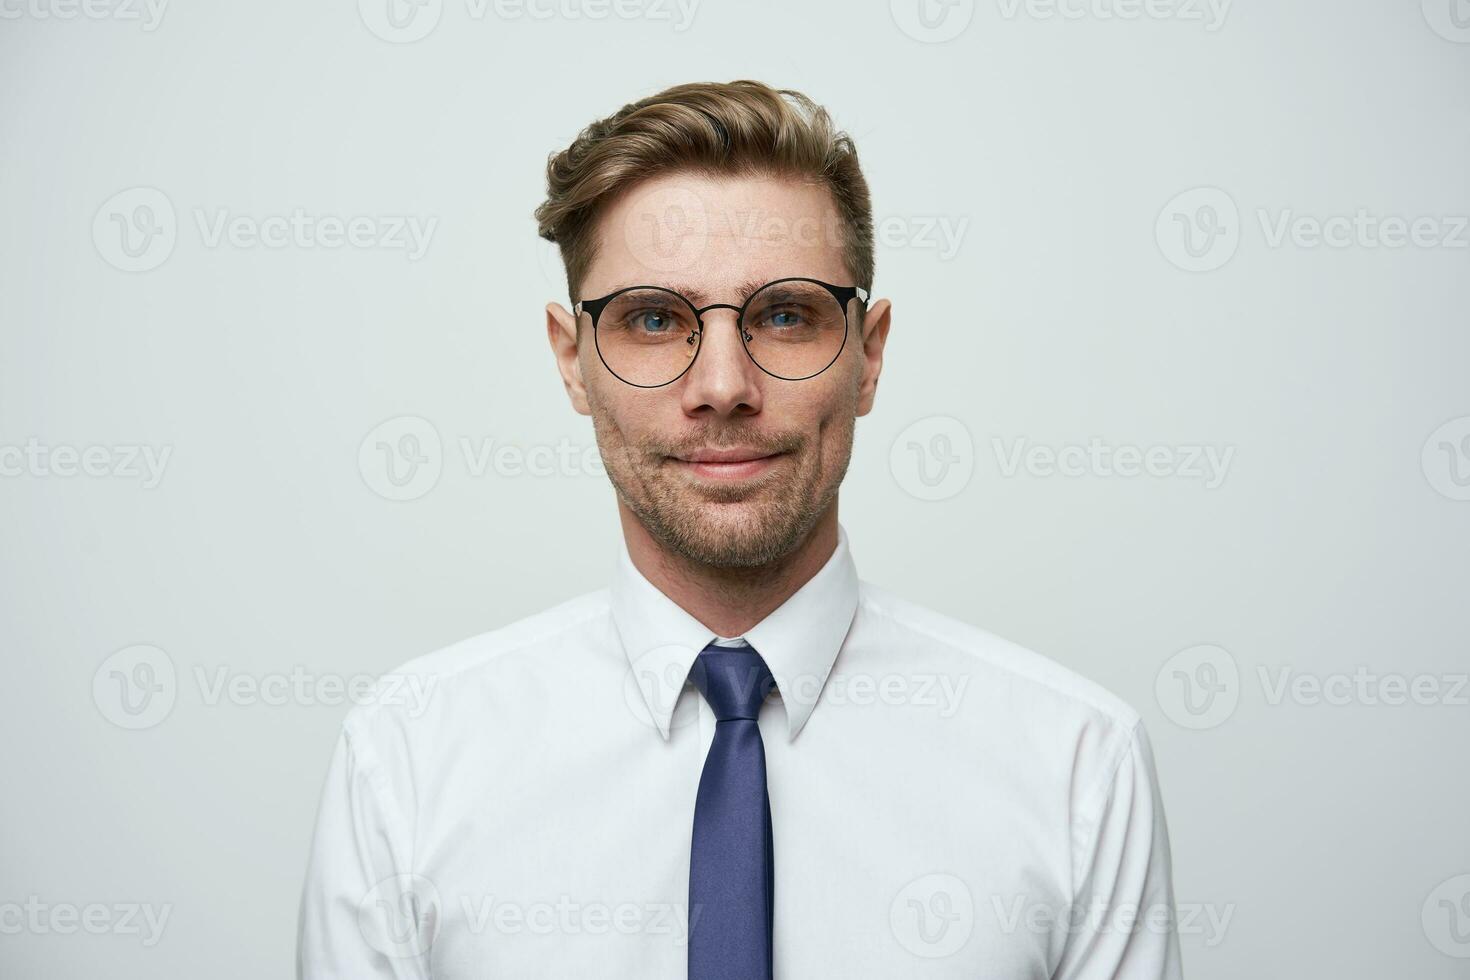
[689,645,776,721]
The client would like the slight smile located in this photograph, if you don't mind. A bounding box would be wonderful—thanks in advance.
[670,448,787,481]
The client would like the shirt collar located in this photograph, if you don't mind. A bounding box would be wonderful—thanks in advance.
[611,521,860,742]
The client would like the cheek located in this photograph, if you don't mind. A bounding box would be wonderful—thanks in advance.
[588,384,659,449]
[812,386,860,459]
[812,364,863,420]
[790,391,848,453]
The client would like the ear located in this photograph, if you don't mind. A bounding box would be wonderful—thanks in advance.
[855,297,892,418]
[546,302,591,416]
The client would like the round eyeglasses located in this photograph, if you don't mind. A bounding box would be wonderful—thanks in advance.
[573,277,869,388]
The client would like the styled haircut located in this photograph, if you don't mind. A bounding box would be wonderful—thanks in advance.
[534,79,875,305]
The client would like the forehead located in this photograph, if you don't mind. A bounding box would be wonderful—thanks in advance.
[582,171,850,302]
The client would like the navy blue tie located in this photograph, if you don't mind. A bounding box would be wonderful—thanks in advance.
[687,643,777,980]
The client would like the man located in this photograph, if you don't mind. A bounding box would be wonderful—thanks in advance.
[298,79,1182,979]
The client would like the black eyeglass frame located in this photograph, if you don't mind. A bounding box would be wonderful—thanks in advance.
[572,276,871,388]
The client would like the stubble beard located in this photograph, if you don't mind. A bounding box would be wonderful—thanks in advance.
[590,400,854,570]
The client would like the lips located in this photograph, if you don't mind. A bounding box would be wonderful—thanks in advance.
[677,447,777,464]
[670,447,785,481]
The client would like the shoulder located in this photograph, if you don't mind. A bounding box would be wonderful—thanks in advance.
[850,579,1150,807]
[851,579,1160,847]
[339,586,612,744]
[854,578,1143,734]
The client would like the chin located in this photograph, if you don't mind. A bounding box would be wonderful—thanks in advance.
[657,499,816,569]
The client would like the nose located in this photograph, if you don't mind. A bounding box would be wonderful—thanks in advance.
[680,306,763,417]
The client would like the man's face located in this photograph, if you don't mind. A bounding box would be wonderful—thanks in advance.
[547,172,890,569]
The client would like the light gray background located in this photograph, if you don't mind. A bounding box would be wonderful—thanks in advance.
[2,1,1468,977]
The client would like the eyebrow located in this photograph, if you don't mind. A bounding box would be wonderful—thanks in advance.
[633,277,784,307]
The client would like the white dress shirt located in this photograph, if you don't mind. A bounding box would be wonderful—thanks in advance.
[297,521,1182,979]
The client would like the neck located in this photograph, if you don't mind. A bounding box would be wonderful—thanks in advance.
[618,503,839,638]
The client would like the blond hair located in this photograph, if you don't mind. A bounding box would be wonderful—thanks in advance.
[534,79,874,304]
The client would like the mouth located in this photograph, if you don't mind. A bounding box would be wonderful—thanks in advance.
[669,448,787,481]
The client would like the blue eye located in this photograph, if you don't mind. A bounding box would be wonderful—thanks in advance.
[633,310,674,332]
[769,310,802,328]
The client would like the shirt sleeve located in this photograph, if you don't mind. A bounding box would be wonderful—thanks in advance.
[296,721,431,980]
[1052,719,1183,980]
